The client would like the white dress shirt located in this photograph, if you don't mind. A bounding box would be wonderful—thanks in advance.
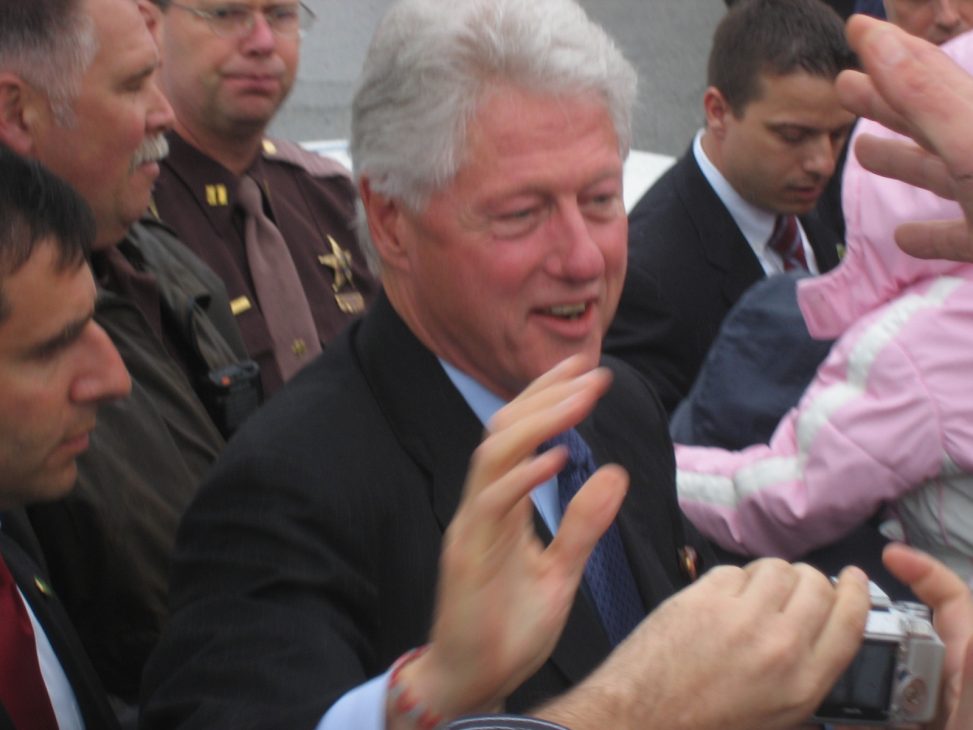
[692,129,820,275]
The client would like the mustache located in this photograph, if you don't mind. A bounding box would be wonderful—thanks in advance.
[130,134,169,171]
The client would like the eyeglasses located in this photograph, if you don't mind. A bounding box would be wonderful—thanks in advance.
[169,2,316,39]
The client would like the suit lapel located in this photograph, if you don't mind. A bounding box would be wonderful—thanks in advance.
[800,211,841,272]
[0,523,119,730]
[355,294,485,531]
[674,151,765,306]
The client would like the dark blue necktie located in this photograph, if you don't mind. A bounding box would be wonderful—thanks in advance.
[541,430,645,646]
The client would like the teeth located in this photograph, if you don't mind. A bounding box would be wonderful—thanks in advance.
[546,303,587,319]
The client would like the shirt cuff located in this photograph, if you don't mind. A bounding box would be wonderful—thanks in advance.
[315,670,391,730]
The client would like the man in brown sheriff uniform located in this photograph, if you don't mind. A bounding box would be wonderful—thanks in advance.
[149,0,378,396]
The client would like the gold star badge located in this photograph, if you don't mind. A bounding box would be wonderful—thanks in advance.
[318,235,365,314]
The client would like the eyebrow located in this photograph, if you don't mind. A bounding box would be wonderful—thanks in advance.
[126,60,160,87]
[25,308,95,361]
[767,121,852,133]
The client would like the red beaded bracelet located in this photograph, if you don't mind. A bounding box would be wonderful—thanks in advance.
[389,645,445,730]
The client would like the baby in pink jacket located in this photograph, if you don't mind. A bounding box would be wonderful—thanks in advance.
[676,31,973,583]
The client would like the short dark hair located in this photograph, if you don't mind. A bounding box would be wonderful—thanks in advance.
[709,0,857,115]
[146,0,171,9]
[0,146,94,321]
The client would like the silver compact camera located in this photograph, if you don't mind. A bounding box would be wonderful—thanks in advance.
[812,582,945,726]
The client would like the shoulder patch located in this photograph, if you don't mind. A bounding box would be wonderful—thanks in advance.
[262,138,351,180]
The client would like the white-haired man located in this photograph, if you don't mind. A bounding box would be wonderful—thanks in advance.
[141,2,882,729]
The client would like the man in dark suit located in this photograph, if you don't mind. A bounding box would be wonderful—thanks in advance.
[0,147,131,728]
[605,0,856,415]
[141,2,879,729]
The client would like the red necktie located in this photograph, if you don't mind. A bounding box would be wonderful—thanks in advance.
[0,555,59,729]
[767,215,808,272]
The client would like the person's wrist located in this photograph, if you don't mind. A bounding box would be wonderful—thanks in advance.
[390,644,502,728]
[389,646,446,729]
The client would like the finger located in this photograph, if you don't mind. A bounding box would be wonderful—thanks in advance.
[444,450,564,583]
[808,565,870,680]
[472,371,612,491]
[779,563,841,641]
[854,135,956,201]
[836,69,919,145]
[882,543,971,615]
[546,465,628,585]
[510,354,592,402]
[459,445,566,526]
[845,16,973,181]
[896,220,973,263]
[488,366,612,436]
[738,557,800,610]
[883,545,973,730]
[944,637,973,730]
[471,372,603,484]
[693,562,749,593]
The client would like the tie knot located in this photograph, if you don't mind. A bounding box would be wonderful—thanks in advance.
[540,429,594,469]
[767,215,807,272]
[236,175,265,216]
[540,428,598,512]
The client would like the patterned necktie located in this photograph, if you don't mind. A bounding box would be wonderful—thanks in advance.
[237,175,322,381]
[767,214,808,272]
[0,555,59,730]
[541,430,644,646]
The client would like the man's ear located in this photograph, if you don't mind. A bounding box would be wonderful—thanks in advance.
[358,177,413,274]
[0,74,41,155]
[703,86,732,140]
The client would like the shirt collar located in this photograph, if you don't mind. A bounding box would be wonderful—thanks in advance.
[438,359,506,427]
[437,359,562,531]
[692,128,777,255]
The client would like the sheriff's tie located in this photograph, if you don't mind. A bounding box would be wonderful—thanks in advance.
[237,175,322,381]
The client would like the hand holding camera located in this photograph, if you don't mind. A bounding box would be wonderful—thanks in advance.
[813,582,944,726]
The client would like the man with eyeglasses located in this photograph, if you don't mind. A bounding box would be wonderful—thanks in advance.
[148,0,378,397]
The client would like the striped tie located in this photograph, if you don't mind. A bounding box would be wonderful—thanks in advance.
[767,215,808,272]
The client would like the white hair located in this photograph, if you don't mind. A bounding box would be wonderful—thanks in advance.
[350,0,637,272]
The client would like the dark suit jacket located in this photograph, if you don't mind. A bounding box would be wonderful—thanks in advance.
[141,293,709,729]
[0,511,119,730]
[604,147,842,415]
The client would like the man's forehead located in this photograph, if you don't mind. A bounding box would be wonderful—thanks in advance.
[84,0,157,55]
[742,70,847,118]
[0,246,93,346]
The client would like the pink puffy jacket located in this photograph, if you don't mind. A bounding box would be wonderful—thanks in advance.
[676,32,973,582]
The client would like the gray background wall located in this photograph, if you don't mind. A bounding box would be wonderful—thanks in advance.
[271,1,726,156]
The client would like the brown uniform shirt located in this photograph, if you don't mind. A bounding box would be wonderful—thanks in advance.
[153,132,379,396]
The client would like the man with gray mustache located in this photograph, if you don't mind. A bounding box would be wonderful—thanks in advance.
[0,0,256,713]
